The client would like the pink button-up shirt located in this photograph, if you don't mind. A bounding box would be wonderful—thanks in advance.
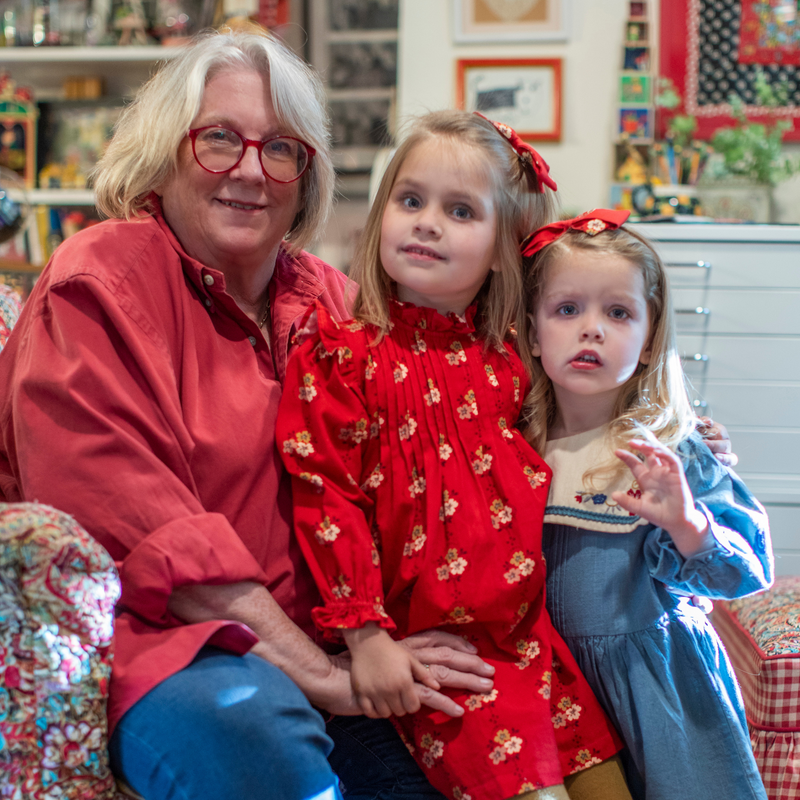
[0,206,352,731]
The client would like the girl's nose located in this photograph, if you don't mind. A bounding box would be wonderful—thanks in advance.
[414,209,442,238]
[580,316,604,341]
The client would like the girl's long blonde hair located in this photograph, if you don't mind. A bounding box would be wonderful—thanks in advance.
[518,225,697,481]
[349,110,558,350]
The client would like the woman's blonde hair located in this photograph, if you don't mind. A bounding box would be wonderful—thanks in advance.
[348,110,558,350]
[92,29,334,252]
[519,225,697,479]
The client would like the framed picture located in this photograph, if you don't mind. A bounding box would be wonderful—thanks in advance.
[456,58,562,141]
[659,0,800,141]
[619,74,651,105]
[623,46,650,71]
[629,1,647,19]
[617,107,653,142]
[452,0,568,43]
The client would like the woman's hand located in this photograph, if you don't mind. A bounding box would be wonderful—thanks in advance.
[343,624,440,718]
[697,417,738,467]
[612,437,714,558]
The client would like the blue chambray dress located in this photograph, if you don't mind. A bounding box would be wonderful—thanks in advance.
[542,427,773,800]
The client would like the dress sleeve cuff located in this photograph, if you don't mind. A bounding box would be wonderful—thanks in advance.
[311,601,396,640]
[119,513,270,626]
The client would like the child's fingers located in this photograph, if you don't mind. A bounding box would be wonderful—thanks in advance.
[358,695,380,719]
[610,490,640,519]
[400,684,422,715]
[615,448,642,471]
[411,658,441,691]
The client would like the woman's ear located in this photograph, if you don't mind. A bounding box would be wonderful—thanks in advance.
[639,335,653,365]
[527,314,541,357]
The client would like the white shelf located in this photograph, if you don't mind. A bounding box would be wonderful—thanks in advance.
[8,188,96,205]
[0,45,178,62]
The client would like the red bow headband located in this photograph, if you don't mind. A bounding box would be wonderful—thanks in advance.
[475,112,557,193]
[520,208,631,258]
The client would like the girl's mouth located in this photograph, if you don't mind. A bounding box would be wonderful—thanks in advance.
[571,351,602,369]
[402,245,444,261]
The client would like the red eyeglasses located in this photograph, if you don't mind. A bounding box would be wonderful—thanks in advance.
[188,126,316,184]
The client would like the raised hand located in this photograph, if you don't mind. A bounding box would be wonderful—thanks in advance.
[612,436,713,557]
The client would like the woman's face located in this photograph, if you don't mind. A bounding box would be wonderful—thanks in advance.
[158,68,302,276]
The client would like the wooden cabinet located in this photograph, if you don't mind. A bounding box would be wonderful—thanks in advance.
[632,223,800,577]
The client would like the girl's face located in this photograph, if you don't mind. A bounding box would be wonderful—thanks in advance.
[379,139,499,316]
[530,249,652,418]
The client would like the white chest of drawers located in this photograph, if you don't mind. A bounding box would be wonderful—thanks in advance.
[631,223,800,577]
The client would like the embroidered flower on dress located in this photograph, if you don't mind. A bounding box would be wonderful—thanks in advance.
[538,670,552,699]
[439,436,454,462]
[331,575,352,599]
[557,696,582,721]
[484,364,499,387]
[411,330,427,355]
[572,751,603,772]
[439,490,459,520]
[465,688,499,711]
[336,346,353,364]
[436,548,469,581]
[365,354,377,380]
[370,412,384,438]
[402,525,427,556]
[512,376,520,403]
[424,378,441,406]
[299,472,324,492]
[472,447,493,475]
[456,389,478,419]
[446,606,474,625]
[453,788,473,800]
[398,413,417,441]
[299,373,318,402]
[371,544,380,567]
[504,551,535,585]
[339,418,369,445]
[498,417,514,440]
[514,638,541,670]
[489,498,513,530]
[446,341,467,366]
[393,361,409,383]
[283,431,315,457]
[419,734,445,768]
[408,468,426,498]
[489,729,524,765]
[523,466,547,489]
[361,464,385,491]
[315,516,341,544]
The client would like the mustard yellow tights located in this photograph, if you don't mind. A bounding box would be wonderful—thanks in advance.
[511,755,632,800]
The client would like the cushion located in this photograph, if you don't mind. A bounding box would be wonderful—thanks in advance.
[713,576,800,800]
[0,502,121,799]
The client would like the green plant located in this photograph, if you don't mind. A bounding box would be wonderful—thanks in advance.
[655,77,697,148]
[709,70,799,186]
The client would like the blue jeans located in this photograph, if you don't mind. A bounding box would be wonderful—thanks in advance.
[109,647,444,800]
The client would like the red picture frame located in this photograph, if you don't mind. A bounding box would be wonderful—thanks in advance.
[659,0,800,141]
[456,58,562,141]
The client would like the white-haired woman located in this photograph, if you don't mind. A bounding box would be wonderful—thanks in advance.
[0,30,494,800]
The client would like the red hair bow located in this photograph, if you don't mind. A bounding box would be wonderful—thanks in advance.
[520,208,631,258]
[475,112,557,193]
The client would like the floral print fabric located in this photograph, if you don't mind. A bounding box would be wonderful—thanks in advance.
[277,301,622,800]
[0,502,120,799]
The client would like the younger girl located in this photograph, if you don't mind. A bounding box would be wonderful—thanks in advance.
[519,209,773,800]
[277,113,628,800]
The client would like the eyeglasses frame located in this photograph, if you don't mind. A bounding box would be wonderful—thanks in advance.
[187,126,316,184]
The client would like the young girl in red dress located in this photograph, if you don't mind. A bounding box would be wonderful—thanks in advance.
[276,111,629,800]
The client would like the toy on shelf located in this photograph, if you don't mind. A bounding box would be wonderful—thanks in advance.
[0,73,37,190]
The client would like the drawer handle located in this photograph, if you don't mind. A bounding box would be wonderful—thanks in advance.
[675,306,710,315]
[681,353,708,362]
[692,399,708,409]
[666,261,711,269]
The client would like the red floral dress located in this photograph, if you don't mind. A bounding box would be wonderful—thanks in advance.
[277,300,622,800]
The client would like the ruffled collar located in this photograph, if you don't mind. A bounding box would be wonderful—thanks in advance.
[388,297,479,334]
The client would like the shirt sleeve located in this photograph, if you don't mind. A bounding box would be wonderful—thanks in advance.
[1,271,270,628]
[643,432,774,599]
[276,309,392,638]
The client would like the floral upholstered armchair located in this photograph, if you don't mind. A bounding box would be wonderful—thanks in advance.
[0,502,121,799]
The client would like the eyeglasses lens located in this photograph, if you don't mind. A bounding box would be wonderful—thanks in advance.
[194,128,310,181]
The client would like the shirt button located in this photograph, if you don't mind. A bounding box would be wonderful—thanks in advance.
[204,298,212,307]
[203,274,214,286]
[248,336,257,346]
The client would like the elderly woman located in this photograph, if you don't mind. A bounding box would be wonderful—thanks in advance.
[0,30,493,800]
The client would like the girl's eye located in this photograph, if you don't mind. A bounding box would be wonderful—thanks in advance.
[402,196,421,209]
[609,308,629,320]
[452,206,472,220]
[557,304,577,316]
